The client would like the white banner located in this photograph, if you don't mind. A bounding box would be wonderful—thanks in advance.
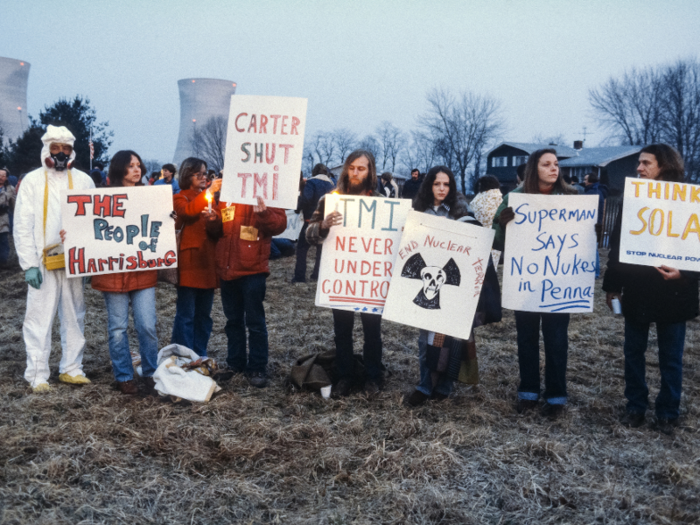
[619,178,700,271]
[502,193,598,313]
[382,211,495,339]
[220,95,307,210]
[60,186,177,277]
[275,209,304,241]
[315,194,411,313]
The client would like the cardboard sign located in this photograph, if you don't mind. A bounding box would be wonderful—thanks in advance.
[620,178,700,271]
[60,186,178,277]
[502,193,598,313]
[382,211,495,339]
[315,194,411,313]
[220,95,307,210]
[275,209,304,241]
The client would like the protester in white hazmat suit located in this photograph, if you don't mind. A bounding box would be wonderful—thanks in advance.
[13,125,95,392]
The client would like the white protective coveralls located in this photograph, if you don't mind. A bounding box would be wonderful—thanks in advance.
[13,125,95,387]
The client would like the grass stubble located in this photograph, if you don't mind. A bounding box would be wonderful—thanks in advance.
[0,249,698,524]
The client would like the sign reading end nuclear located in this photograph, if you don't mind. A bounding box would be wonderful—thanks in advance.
[219,95,307,210]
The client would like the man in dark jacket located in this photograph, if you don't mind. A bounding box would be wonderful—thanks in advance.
[401,169,422,200]
[292,163,334,283]
[306,149,384,396]
[584,172,608,277]
[603,144,698,434]
[204,196,287,388]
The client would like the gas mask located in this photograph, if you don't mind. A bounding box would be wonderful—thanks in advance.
[49,151,70,171]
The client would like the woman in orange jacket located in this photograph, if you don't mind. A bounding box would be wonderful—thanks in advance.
[91,151,159,395]
[171,157,221,357]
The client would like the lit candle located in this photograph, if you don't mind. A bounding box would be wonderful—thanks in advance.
[332,191,339,212]
[205,191,212,213]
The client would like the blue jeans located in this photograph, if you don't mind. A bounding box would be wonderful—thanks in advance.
[515,311,569,405]
[332,309,383,383]
[623,319,686,420]
[103,288,158,382]
[0,232,9,265]
[171,286,215,357]
[220,273,268,374]
[416,329,453,397]
[293,223,322,282]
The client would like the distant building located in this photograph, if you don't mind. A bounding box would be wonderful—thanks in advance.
[0,56,30,143]
[486,141,642,195]
[173,78,237,166]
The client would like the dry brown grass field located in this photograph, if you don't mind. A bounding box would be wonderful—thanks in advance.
[1,248,699,524]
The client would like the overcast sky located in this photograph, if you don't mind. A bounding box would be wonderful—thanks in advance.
[2,0,699,168]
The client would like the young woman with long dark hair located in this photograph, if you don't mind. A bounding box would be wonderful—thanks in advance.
[492,149,577,418]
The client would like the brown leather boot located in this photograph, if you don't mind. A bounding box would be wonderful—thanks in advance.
[117,379,138,395]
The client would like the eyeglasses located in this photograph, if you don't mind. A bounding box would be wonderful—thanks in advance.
[195,173,207,179]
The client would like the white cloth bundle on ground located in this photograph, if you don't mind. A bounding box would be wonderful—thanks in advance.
[153,344,221,402]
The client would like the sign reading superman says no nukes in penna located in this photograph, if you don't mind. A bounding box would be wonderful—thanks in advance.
[220,95,307,210]
[382,211,495,340]
[620,178,700,272]
[502,194,598,313]
[315,194,411,314]
[61,186,178,277]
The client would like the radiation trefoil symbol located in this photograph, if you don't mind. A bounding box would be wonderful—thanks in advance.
[401,253,461,309]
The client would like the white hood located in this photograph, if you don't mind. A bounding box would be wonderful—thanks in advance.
[41,125,77,170]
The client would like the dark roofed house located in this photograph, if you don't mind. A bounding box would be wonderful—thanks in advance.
[559,146,642,196]
[486,142,579,193]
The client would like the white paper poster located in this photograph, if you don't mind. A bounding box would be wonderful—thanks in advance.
[382,211,495,339]
[275,210,304,241]
[315,194,411,313]
[502,193,598,313]
[220,95,307,210]
[619,178,700,271]
[60,186,178,277]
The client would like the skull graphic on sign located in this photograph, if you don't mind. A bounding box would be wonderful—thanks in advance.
[401,253,461,309]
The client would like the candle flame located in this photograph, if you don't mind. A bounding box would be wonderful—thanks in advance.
[205,192,212,202]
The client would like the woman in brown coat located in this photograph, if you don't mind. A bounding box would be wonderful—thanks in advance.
[170,157,221,357]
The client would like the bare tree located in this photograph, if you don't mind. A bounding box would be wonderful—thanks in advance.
[401,130,440,175]
[590,58,700,180]
[331,128,358,165]
[358,134,381,163]
[661,59,700,180]
[375,121,406,172]
[421,87,504,192]
[590,67,665,146]
[191,116,228,172]
[142,159,162,175]
[308,131,336,167]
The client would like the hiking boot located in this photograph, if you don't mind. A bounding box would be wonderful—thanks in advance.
[541,402,565,419]
[431,392,449,402]
[654,417,679,435]
[620,412,646,428]
[213,364,241,381]
[404,389,429,407]
[333,379,352,398]
[516,399,538,414]
[247,372,268,388]
[117,380,138,395]
[58,373,91,385]
[364,380,383,396]
[143,376,157,395]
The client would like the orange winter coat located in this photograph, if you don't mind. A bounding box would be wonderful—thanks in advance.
[91,268,157,293]
[206,201,287,281]
[173,188,219,289]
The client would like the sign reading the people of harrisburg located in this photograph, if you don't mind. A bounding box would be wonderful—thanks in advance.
[220,95,307,210]
[619,178,700,271]
[315,193,411,314]
[502,193,598,313]
[60,186,178,277]
[382,211,495,340]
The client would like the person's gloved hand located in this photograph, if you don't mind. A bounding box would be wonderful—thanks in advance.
[498,206,515,227]
[25,267,42,289]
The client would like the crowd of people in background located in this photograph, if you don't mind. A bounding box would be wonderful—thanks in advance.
[4,125,696,435]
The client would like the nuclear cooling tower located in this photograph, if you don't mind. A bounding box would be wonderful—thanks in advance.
[0,56,30,143]
[173,78,237,166]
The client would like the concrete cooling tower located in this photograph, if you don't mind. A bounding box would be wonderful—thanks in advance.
[173,78,237,166]
[0,56,30,143]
